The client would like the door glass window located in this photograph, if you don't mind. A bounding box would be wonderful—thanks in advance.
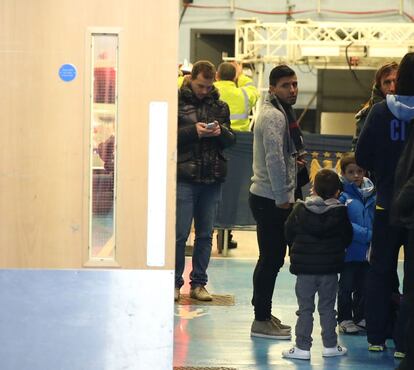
[89,34,118,261]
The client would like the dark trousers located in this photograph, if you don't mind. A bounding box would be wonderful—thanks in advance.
[337,261,369,323]
[398,294,414,369]
[365,209,407,345]
[249,192,291,321]
[397,229,414,364]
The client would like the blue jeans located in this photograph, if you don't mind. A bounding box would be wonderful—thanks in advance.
[175,181,221,288]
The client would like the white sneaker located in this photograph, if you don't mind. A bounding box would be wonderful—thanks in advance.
[322,345,347,357]
[282,347,311,360]
[339,320,360,334]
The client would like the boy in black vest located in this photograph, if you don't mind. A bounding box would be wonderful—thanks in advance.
[282,169,353,360]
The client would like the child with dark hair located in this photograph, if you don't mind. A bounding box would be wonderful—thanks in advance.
[282,169,353,360]
[337,153,376,334]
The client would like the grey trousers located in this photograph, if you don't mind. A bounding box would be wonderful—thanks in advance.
[295,274,338,351]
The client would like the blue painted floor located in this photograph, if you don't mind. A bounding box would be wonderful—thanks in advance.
[174,258,403,369]
[0,269,174,370]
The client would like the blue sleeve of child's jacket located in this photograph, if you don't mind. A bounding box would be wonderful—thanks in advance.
[351,222,372,244]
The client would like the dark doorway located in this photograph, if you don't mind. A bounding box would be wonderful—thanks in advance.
[316,69,375,132]
[190,29,235,67]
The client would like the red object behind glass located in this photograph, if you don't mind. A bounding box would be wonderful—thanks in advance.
[94,67,116,104]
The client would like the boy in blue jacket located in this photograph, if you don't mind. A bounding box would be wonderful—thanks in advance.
[337,153,376,334]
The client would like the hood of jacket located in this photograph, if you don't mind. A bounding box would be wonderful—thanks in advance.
[292,197,348,241]
[300,195,343,214]
[298,196,345,236]
[386,95,414,121]
[342,177,375,200]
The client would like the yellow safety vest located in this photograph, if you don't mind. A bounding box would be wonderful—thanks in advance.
[214,74,259,131]
[178,75,185,88]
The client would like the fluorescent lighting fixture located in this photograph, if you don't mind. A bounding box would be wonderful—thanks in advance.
[368,46,408,58]
[301,46,340,57]
[147,101,168,267]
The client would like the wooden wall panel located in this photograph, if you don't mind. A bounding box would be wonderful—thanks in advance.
[0,0,178,269]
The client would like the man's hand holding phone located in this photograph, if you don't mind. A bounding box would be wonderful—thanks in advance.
[196,121,221,138]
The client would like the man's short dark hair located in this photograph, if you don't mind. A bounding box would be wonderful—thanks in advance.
[374,62,398,91]
[217,62,236,81]
[396,52,414,96]
[340,152,357,173]
[269,65,295,87]
[314,169,342,200]
[191,60,216,80]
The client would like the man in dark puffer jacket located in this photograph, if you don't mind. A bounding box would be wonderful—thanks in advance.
[175,60,235,302]
[282,169,353,360]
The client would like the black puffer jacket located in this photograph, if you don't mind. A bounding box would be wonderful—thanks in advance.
[177,82,235,184]
[285,196,353,275]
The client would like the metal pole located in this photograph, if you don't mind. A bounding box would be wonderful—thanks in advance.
[286,0,294,21]
[222,229,229,257]
[249,62,265,130]
[230,0,235,13]
[317,0,321,14]
[400,0,404,15]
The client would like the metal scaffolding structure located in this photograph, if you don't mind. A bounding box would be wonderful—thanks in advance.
[231,19,414,115]
[235,19,414,68]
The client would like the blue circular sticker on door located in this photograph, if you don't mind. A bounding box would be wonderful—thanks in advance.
[59,64,77,82]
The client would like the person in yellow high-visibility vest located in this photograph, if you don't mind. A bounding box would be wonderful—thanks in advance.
[214,62,260,249]
[214,62,259,132]
[178,59,193,88]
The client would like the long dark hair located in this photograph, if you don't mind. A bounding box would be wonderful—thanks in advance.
[374,61,398,90]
